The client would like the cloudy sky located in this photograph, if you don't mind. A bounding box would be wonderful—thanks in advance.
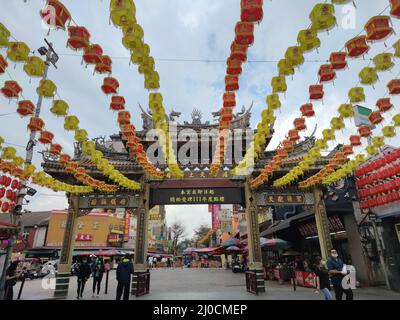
[0,1,399,236]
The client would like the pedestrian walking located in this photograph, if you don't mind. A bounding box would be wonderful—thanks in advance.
[91,258,105,298]
[116,254,134,300]
[313,256,333,300]
[3,261,21,300]
[327,249,354,300]
[76,257,91,299]
[147,255,154,270]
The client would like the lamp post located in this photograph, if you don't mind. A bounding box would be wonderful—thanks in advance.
[0,39,58,300]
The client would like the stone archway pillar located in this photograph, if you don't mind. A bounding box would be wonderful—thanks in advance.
[54,194,79,298]
[244,182,265,293]
[313,187,333,261]
[132,183,150,295]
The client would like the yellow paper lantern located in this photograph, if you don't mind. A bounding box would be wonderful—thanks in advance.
[2,147,16,159]
[277,59,294,76]
[366,145,378,156]
[382,125,396,138]
[322,129,335,141]
[7,42,30,62]
[266,94,281,110]
[50,100,69,117]
[131,43,150,65]
[372,136,385,148]
[297,29,321,52]
[110,0,136,28]
[74,129,88,143]
[37,79,57,97]
[393,114,400,126]
[373,53,394,71]
[285,46,304,67]
[122,23,143,49]
[23,56,45,78]
[0,23,11,47]
[359,67,378,85]
[338,104,354,118]
[271,76,287,93]
[348,87,365,103]
[64,115,80,131]
[355,154,366,164]
[309,3,336,32]
[393,40,400,58]
[330,117,345,130]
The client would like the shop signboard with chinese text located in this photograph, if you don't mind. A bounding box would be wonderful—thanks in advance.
[255,192,314,206]
[78,194,139,209]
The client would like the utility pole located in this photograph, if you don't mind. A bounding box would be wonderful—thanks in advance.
[0,39,58,300]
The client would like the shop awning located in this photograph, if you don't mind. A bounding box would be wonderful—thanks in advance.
[260,211,314,237]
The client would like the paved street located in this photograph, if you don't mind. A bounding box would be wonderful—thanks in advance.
[16,268,400,300]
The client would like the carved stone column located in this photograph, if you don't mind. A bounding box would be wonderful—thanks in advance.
[54,194,80,298]
[313,187,333,261]
[244,182,265,293]
[132,183,150,295]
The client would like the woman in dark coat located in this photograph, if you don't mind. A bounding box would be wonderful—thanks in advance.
[91,258,105,297]
[76,257,92,299]
[4,261,21,300]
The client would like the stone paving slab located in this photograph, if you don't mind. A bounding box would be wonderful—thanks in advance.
[16,268,400,301]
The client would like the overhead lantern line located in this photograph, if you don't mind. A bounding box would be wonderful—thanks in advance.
[273,53,399,189]
[300,69,400,190]
[232,1,347,178]
[209,0,265,176]
[245,3,396,186]
[251,35,399,189]
[36,0,164,180]
[0,23,125,192]
[234,1,395,178]
[106,0,183,177]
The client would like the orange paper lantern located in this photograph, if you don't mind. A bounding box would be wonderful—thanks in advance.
[67,26,90,50]
[223,92,236,108]
[349,135,362,147]
[101,77,119,95]
[364,16,393,41]
[230,42,248,62]
[300,103,315,117]
[27,117,44,132]
[95,55,112,74]
[241,0,263,23]
[318,64,336,83]
[345,36,369,57]
[309,85,324,100]
[0,54,8,74]
[234,22,254,46]
[38,131,54,144]
[83,44,103,64]
[1,81,22,99]
[294,118,307,131]
[387,79,400,94]
[118,110,131,125]
[376,98,393,112]
[358,125,372,138]
[329,52,347,70]
[17,100,35,117]
[49,143,62,156]
[225,75,239,91]
[110,95,126,111]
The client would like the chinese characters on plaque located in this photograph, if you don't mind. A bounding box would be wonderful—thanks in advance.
[265,194,305,204]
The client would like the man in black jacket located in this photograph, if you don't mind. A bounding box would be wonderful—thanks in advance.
[116,254,134,300]
[76,257,92,299]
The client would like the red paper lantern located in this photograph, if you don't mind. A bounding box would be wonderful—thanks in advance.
[335,152,346,164]
[223,92,236,108]
[390,0,400,18]
[0,54,8,74]
[309,85,324,100]
[226,57,242,76]
[221,107,233,122]
[230,42,248,62]
[0,187,5,198]
[1,202,10,213]
[121,124,136,138]
[277,148,288,159]
[358,125,372,138]
[293,118,307,131]
[118,110,131,125]
[288,129,300,142]
[364,16,393,41]
[387,79,400,94]
[234,22,254,46]
[318,64,336,82]
[38,130,54,144]
[17,100,35,117]
[345,36,370,57]
[225,75,239,91]
[101,77,119,94]
[300,103,315,117]
[11,180,19,190]
[49,143,62,156]
[241,0,263,23]
[67,26,90,50]
[376,98,393,112]
[350,135,362,147]
[1,81,22,99]
[40,0,71,30]
[83,44,103,65]
[329,52,347,70]
[342,145,354,156]
[74,167,86,180]
[282,139,294,153]
[110,96,126,111]
[95,55,112,74]
[368,111,384,125]
[27,117,45,132]
[59,154,71,164]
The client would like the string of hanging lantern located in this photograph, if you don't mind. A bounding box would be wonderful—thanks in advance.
[0,23,142,191]
[299,69,400,189]
[232,1,347,177]
[209,0,264,176]
[250,34,398,189]
[35,0,164,179]
[248,6,398,188]
[107,0,183,177]
[273,58,400,189]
